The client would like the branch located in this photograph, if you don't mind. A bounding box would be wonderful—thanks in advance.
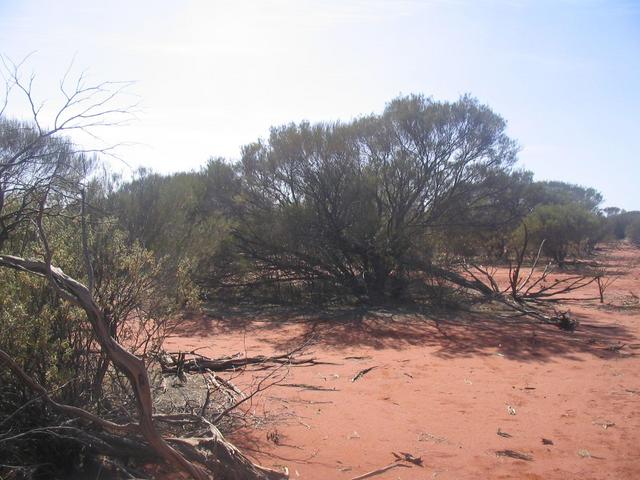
[0,254,209,480]
[0,348,138,434]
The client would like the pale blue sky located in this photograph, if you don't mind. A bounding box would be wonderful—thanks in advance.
[1,0,638,209]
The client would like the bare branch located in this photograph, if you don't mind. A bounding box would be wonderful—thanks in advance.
[0,348,139,434]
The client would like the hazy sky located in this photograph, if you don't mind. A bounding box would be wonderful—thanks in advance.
[1,0,638,209]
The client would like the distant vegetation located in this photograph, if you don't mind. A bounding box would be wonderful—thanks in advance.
[106,96,635,304]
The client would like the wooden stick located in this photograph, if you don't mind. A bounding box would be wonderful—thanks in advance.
[352,366,377,382]
[351,462,410,480]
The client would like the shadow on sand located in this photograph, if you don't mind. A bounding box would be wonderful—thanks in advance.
[170,302,636,364]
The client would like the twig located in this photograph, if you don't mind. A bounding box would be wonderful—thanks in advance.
[278,383,338,392]
[351,462,411,480]
[352,366,377,382]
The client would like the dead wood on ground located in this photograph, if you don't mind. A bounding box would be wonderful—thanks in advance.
[160,346,335,375]
[351,366,377,382]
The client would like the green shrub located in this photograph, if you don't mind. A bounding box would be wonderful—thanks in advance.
[627,219,640,245]
[518,203,601,266]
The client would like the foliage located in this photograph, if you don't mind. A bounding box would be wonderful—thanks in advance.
[606,210,640,240]
[627,218,640,245]
[222,94,519,299]
[518,203,602,266]
[103,96,614,300]
[0,127,182,478]
[529,180,603,212]
[0,66,620,476]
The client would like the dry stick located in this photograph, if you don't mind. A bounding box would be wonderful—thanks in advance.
[160,414,289,480]
[517,239,546,293]
[278,383,338,391]
[521,262,552,296]
[200,376,214,417]
[351,462,411,480]
[212,373,246,399]
[392,452,423,466]
[206,373,238,405]
[465,263,500,294]
[161,350,332,374]
[527,275,598,299]
[596,274,619,303]
[352,366,377,382]
[211,361,290,425]
[495,449,533,461]
[507,224,529,297]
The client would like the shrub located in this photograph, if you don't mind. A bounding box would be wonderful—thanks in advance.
[519,203,601,266]
[627,219,640,245]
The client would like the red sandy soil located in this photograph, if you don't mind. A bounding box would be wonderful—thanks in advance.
[164,243,640,479]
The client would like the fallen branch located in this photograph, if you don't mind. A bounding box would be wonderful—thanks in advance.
[495,449,533,461]
[352,366,377,382]
[160,347,334,374]
[391,452,423,466]
[351,461,411,480]
[212,361,289,424]
[278,383,338,392]
[428,262,580,330]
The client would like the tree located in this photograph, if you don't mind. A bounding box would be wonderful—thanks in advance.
[603,206,621,217]
[0,54,135,250]
[519,203,601,266]
[228,94,518,299]
[0,57,285,480]
[605,209,640,240]
[627,218,640,245]
[530,180,603,212]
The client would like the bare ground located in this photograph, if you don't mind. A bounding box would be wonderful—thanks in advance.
[164,243,640,479]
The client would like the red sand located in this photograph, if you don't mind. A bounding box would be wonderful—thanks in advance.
[165,244,640,479]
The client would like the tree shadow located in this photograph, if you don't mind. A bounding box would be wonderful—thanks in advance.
[169,304,325,339]
[183,303,636,363]
[167,242,640,363]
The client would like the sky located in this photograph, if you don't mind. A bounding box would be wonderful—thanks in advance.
[0,0,638,209]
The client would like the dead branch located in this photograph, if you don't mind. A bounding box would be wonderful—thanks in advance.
[495,449,533,461]
[351,461,411,480]
[0,255,289,480]
[447,236,604,329]
[160,346,334,375]
[162,415,288,480]
[0,348,138,434]
[212,373,246,399]
[391,451,423,466]
[595,271,619,303]
[212,361,289,425]
[278,383,338,392]
[351,366,377,382]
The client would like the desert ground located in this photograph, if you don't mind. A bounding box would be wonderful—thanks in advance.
[164,243,640,480]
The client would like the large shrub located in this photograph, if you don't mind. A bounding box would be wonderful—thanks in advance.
[627,218,640,245]
[520,203,602,266]
[227,94,519,299]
